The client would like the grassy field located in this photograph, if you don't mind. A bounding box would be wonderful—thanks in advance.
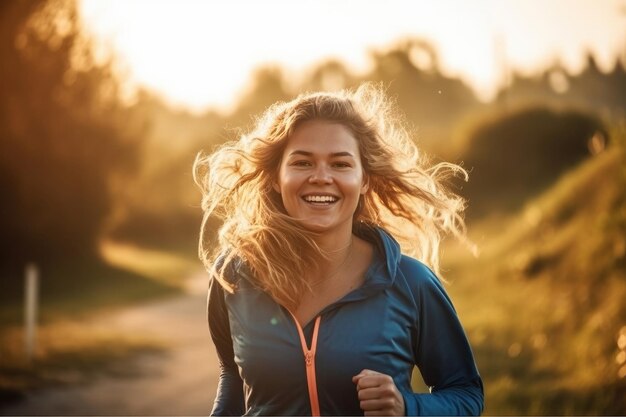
[438,139,626,414]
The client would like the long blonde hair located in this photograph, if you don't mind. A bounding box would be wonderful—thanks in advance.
[193,83,470,309]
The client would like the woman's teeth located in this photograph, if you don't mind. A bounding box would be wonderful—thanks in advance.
[304,195,337,203]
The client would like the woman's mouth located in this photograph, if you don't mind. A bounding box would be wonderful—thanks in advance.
[302,195,339,205]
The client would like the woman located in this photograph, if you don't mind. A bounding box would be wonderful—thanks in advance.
[194,84,484,416]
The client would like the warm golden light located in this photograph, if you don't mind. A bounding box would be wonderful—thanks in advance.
[3,1,626,414]
[78,0,626,113]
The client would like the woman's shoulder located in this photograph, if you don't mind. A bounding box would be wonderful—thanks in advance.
[358,224,442,290]
[209,251,251,289]
[399,254,436,277]
[397,254,445,292]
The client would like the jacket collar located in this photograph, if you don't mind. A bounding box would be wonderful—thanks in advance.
[343,224,398,298]
[355,223,400,285]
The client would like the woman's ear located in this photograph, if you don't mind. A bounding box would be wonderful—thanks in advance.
[272,180,281,194]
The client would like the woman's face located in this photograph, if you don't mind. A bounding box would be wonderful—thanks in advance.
[274,120,368,235]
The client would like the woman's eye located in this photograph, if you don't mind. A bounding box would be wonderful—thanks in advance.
[291,160,311,167]
[333,162,351,168]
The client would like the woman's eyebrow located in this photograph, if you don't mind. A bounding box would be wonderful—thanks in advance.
[330,151,355,158]
[288,150,355,158]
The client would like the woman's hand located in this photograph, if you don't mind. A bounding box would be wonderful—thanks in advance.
[352,369,405,416]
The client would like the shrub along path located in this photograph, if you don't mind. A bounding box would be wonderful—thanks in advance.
[0,271,218,416]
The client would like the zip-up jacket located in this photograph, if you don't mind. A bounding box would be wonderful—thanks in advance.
[208,226,484,415]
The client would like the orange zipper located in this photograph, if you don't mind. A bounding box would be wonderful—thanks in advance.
[290,313,322,416]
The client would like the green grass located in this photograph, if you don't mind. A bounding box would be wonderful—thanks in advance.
[437,141,626,415]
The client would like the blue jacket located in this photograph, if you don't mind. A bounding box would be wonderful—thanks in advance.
[208,226,484,415]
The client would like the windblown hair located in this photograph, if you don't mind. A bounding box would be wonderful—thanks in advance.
[193,83,471,309]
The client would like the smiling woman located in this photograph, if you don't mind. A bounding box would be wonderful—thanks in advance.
[193,84,483,416]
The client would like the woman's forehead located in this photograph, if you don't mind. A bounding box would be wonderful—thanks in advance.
[285,120,359,152]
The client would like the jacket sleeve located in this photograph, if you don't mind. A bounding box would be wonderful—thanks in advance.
[207,275,245,416]
[403,263,484,416]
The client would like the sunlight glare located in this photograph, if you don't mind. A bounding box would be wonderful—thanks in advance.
[78,0,626,114]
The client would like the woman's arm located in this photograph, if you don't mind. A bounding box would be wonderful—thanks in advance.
[207,275,245,416]
[405,263,484,416]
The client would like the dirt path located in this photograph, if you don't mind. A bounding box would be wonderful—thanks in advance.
[1,271,219,416]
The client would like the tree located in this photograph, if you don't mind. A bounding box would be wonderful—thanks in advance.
[0,0,142,272]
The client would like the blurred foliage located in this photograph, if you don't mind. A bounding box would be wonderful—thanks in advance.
[458,106,607,219]
[499,55,626,122]
[0,0,144,274]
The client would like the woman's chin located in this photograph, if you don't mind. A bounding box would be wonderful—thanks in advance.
[296,218,353,235]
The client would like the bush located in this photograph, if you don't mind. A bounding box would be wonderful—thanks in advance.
[458,106,606,219]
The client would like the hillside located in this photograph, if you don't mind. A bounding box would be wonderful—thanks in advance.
[444,140,626,414]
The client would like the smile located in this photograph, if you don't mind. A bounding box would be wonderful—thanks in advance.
[302,195,338,204]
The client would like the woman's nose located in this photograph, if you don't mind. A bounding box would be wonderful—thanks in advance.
[308,165,333,184]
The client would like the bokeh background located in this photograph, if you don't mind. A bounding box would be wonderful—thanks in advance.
[1,0,626,414]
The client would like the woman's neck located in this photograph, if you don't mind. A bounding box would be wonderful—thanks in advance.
[308,233,355,285]
[313,227,354,252]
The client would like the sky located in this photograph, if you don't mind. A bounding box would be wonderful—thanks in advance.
[78,0,626,114]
